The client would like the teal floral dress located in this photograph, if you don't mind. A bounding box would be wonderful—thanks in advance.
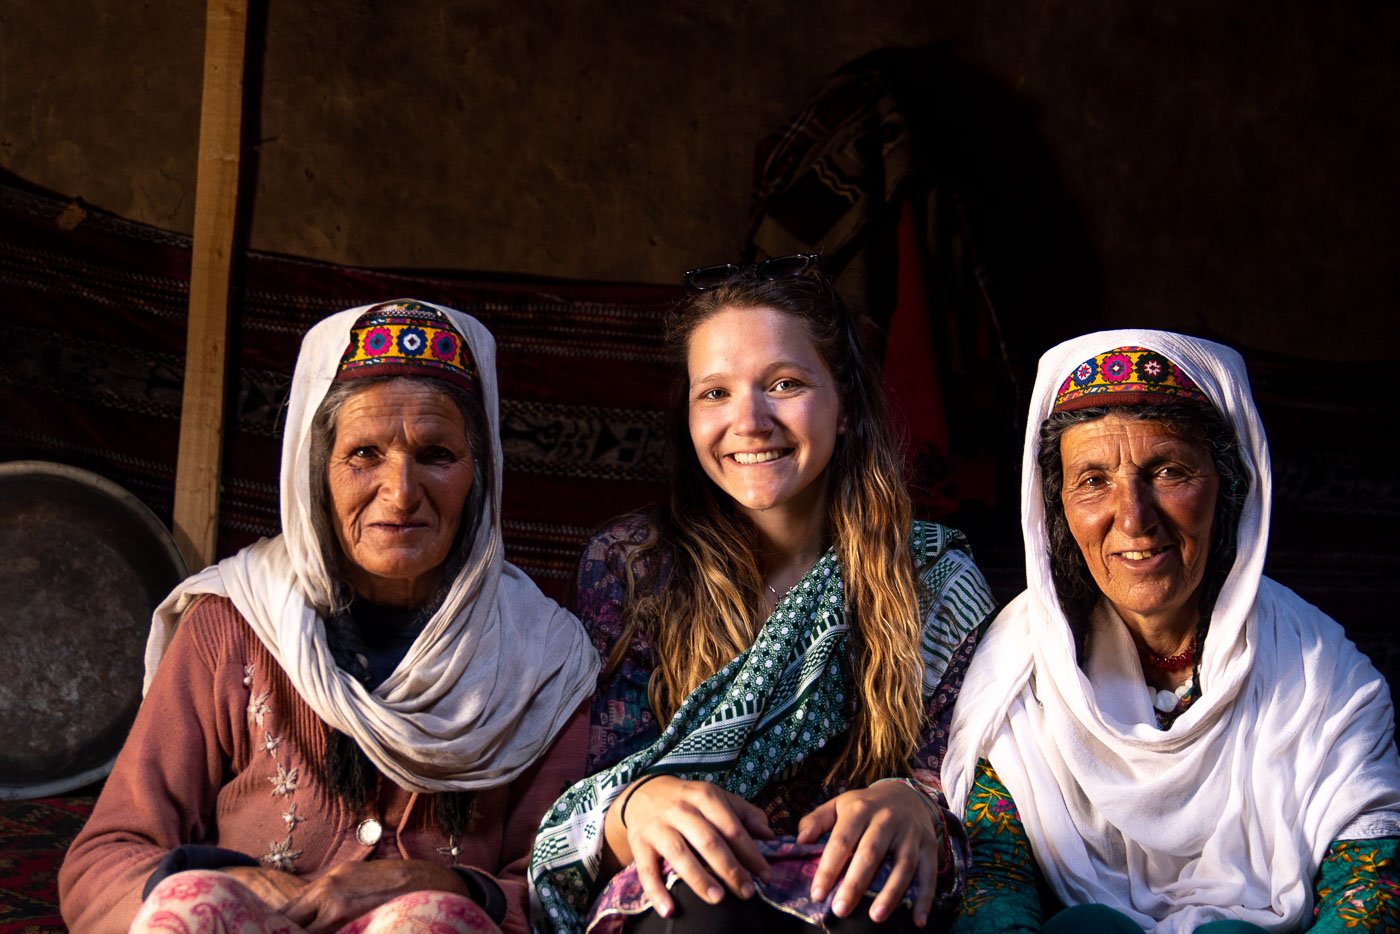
[956,759,1400,932]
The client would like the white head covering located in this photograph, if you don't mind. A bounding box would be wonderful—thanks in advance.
[945,329,1400,932]
[146,300,600,792]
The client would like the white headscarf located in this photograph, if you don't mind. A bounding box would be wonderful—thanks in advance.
[945,329,1400,932]
[146,300,600,792]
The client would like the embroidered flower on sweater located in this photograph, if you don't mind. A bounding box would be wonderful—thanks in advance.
[243,663,255,687]
[248,690,272,727]
[269,763,299,796]
[260,731,282,757]
[282,803,304,828]
[262,836,302,871]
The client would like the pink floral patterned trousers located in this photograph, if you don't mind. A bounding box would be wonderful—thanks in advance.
[130,870,502,933]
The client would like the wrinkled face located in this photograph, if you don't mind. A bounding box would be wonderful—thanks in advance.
[328,380,475,606]
[686,305,843,522]
[1059,414,1218,635]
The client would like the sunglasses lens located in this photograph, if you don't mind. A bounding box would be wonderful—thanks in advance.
[685,264,741,291]
[757,254,817,279]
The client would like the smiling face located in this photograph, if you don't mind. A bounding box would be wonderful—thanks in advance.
[327,380,475,606]
[686,305,843,527]
[1059,414,1219,637]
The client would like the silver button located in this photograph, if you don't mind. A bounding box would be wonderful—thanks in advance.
[356,818,383,846]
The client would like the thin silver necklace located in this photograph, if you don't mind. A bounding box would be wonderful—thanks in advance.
[765,579,796,601]
[765,551,820,603]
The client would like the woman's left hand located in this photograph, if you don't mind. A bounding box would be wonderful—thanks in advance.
[279,859,472,933]
[796,780,943,928]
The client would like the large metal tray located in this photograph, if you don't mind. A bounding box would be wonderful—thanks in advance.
[0,461,186,799]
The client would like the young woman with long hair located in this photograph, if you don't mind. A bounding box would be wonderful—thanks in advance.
[530,257,995,933]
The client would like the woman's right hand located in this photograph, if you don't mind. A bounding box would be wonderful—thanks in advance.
[222,865,308,910]
[603,775,775,918]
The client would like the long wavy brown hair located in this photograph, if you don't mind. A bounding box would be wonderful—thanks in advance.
[603,270,924,785]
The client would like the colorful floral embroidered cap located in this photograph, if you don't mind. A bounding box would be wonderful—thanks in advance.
[337,299,478,393]
[1052,345,1208,412]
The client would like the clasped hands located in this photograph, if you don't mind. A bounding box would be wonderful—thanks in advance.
[223,859,471,933]
[602,775,944,928]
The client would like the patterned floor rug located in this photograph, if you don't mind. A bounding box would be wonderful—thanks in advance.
[0,794,95,931]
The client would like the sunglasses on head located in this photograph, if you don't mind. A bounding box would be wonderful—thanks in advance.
[682,252,822,292]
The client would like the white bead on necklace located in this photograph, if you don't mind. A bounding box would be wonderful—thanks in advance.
[1151,676,1195,713]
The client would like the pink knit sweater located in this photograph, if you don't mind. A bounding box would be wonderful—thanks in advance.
[59,595,589,934]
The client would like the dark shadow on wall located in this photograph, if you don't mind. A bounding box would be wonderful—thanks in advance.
[876,44,1103,376]
[745,44,1103,596]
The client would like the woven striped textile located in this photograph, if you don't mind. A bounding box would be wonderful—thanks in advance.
[0,170,676,601]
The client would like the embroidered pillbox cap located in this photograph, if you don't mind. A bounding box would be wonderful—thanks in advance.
[337,300,478,394]
[1052,345,1208,412]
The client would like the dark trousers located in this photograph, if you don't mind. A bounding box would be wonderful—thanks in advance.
[1042,904,1269,933]
[625,881,930,933]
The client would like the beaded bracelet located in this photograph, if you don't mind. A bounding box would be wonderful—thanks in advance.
[618,773,668,829]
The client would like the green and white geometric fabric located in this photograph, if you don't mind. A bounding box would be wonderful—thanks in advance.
[528,521,990,933]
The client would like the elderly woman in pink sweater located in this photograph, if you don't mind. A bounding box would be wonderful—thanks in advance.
[60,300,599,934]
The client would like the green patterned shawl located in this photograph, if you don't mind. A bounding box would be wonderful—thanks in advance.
[528,522,985,933]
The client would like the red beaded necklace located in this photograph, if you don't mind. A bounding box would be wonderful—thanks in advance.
[1140,618,1201,672]
[1143,648,1195,671]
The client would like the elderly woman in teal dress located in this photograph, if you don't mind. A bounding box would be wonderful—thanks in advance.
[943,329,1400,933]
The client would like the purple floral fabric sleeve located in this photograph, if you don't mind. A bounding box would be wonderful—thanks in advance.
[572,516,664,775]
[910,620,987,913]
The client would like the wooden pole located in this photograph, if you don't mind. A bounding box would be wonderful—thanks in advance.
[172,0,249,569]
